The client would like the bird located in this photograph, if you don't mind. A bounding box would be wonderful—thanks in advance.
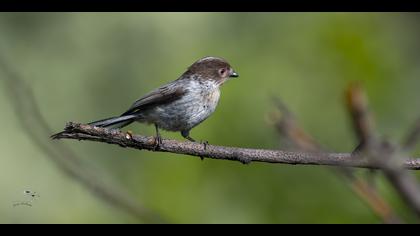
[53,56,239,145]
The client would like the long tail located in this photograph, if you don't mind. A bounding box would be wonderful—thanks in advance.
[87,114,137,128]
[51,114,137,139]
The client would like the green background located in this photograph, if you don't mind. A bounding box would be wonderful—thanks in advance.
[1,13,420,223]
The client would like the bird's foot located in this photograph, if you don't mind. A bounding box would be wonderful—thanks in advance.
[200,140,209,150]
[153,135,162,150]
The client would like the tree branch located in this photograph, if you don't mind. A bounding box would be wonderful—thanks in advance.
[51,122,420,170]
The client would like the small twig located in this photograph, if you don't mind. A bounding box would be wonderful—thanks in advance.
[51,122,420,170]
[345,82,376,149]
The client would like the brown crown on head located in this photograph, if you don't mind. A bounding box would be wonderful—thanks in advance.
[185,56,233,82]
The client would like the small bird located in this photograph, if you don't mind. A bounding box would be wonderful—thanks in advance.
[55,56,238,144]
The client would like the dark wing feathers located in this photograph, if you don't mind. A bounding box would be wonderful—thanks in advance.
[121,82,187,116]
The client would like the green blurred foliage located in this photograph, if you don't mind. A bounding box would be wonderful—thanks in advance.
[1,13,420,223]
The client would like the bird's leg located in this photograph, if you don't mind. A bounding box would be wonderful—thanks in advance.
[154,124,162,150]
[181,130,196,142]
[181,130,208,160]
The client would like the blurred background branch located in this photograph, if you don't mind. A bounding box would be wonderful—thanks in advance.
[346,83,420,218]
[268,96,402,223]
[0,55,165,223]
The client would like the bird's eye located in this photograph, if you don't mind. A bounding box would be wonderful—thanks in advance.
[219,68,227,76]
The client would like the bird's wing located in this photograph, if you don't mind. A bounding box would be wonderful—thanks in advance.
[121,81,187,116]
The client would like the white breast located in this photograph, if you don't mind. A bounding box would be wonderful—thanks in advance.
[184,80,220,127]
[146,79,221,132]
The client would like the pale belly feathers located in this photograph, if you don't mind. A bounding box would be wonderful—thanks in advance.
[141,80,221,132]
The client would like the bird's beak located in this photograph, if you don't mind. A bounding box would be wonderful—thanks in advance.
[229,70,239,78]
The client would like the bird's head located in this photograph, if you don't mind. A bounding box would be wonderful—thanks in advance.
[186,56,239,85]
